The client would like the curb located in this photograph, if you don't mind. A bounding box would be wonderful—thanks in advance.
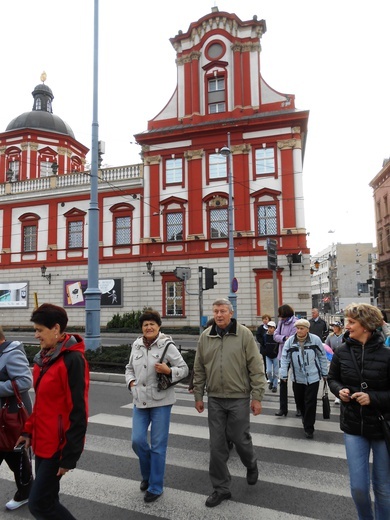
[89,372,190,389]
[90,372,126,384]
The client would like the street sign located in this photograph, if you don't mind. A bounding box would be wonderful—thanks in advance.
[174,267,192,281]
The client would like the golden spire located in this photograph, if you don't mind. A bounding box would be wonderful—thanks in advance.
[40,71,47,83]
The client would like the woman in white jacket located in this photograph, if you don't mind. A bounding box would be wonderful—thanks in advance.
[125,309,188,503]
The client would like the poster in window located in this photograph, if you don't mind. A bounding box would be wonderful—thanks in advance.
[0,282,28,308]
[64,278,122,307]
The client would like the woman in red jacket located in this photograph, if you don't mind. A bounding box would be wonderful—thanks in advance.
[17,303,89,520]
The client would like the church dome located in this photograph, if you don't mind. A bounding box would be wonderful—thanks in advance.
[6,75,75,139]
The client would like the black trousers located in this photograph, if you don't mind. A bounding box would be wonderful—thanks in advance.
[0,449,33,499]
[293,381,320,433]
[29,454,76,520]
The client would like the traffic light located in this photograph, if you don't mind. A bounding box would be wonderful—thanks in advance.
[203,267,217,290]
[374,278,381,298]
[267,238,278,271]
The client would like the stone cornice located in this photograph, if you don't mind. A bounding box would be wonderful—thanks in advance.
[144,155,162,165]
[184,149,204,160]
[277,139,301,151]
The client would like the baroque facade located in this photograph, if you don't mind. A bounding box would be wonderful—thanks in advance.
[0,8,312,329]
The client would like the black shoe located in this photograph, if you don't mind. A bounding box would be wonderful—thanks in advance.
[246,461,258,485]
[144,491,162,503]
[275,410,288,416]
[296,410,302,417]
[228,440,234,451]
[304,431,313,439]
[272,387,277,393]
[268,382,273,390]
[205,491,232,508]
[140,480,149,491]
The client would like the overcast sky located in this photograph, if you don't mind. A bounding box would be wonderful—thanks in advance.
[2,1,388,256]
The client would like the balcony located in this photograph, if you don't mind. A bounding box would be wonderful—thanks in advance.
[0,164,143,198]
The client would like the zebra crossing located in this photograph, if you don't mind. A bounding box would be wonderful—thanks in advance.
[0,382,356,519]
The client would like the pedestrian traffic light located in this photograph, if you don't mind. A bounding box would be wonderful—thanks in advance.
[373,278,381,298]
[203,268,217,290]
[267,238,278,271]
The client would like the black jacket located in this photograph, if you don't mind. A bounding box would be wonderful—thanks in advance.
[328,331,390,439]
[309,318,328,341]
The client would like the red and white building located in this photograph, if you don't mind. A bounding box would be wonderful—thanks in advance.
[0,8,311,329]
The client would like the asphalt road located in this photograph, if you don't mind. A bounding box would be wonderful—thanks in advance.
[0,379,356,519]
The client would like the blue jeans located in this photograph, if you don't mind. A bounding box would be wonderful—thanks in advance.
[344,433,390,520]
[28,454,76,519]
[132,404,172,495]
[266,357,278,389]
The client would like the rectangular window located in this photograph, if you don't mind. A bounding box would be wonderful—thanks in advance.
[23,225,37,252]
[166,158,183,184]
[209,154,227,179]
[167,213,183,242]
[68,220,83,248]
[40,161,52,177]
[115,216,131,245]
[258,205,277,235]
[210,208,228,238]
[208,77,225,114]
[165,281,183,316]
[255,148,275,175]
[8,161,20,181]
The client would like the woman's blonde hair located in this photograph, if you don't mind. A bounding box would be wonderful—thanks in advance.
[344,303,383,332]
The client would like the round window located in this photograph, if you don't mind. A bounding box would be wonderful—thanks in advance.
[207,42,224,60]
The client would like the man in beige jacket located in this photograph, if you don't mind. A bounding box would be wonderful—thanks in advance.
[193,298,266,508]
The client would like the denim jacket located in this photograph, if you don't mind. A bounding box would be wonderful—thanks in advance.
[280,333,328,384]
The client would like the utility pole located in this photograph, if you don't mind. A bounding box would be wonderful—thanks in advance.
[84,0,101,351]
[220,132,237,318]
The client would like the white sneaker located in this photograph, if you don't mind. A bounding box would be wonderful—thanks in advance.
[334,398,341,405]
[5,498,29,510]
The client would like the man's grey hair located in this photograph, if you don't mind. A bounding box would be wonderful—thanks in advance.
[212,298,233,312]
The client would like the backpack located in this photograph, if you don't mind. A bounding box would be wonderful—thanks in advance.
[264,336,278,359]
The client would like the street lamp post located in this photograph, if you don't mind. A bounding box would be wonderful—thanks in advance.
[310,260,323,312]
[84,0,101,351]
[220,132,237,318]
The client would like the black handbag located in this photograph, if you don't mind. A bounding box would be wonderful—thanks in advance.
[350,349,390,456]
[322,380,331,419]
[156,341,184,392]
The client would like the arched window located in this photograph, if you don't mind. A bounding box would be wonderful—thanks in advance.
[19,213,40,253]
[251,188,281,237]
[160,197,186,242]
[110,204,134,246]
[204,194,228,239]
[64,209,86,249]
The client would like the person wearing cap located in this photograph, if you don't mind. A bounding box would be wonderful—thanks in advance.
[325,322,344,351]
[263,321,279,392]
[280,318,328,439]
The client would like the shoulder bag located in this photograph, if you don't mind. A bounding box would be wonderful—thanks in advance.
[322,380,331,419]
[0,380,29,452]
[349,348,390,456]
[156,341,185,392]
